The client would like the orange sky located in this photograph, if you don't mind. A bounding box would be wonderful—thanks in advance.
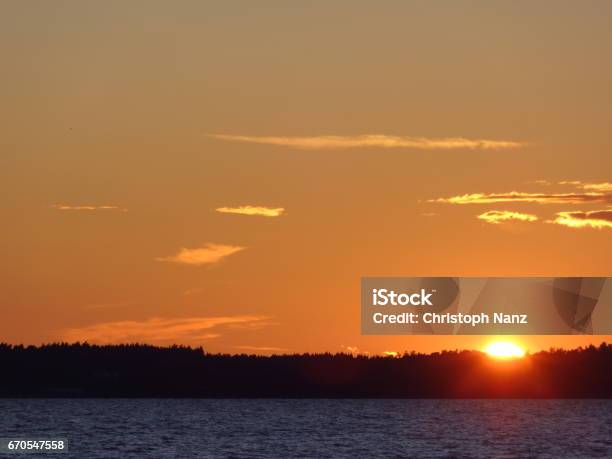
[2,1,611,354]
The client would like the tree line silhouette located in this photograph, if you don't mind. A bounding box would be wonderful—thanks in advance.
[0,342,610,398]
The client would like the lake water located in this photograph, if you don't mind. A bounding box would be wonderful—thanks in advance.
[0,399,610,458]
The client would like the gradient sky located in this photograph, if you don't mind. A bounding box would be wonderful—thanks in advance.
[2,1,611,354]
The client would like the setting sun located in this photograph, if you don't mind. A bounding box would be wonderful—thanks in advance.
[484,341,526,359]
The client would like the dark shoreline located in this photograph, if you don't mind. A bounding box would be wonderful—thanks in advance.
[2,343,610,398]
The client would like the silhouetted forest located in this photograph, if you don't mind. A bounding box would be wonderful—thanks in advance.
[0,343,610,398]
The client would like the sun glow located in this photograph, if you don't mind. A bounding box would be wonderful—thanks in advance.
[484,341,526,359]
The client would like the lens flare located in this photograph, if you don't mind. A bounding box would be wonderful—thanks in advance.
[484,341,526,359]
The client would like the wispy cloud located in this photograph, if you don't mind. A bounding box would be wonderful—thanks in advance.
[549,210,612,229]
[581,182,612,192]
[52,204,127,212]
[340,345,370,355]
[156,243,245,266]
[62,315,270,344]
[208,134,524,150]
[234,345,289,353]
[531,180,612,192]
[558,181,612,192]
[431,191,611,205]
[477,210,538,224]
[434,181,612,227]
[216,206,285,217]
